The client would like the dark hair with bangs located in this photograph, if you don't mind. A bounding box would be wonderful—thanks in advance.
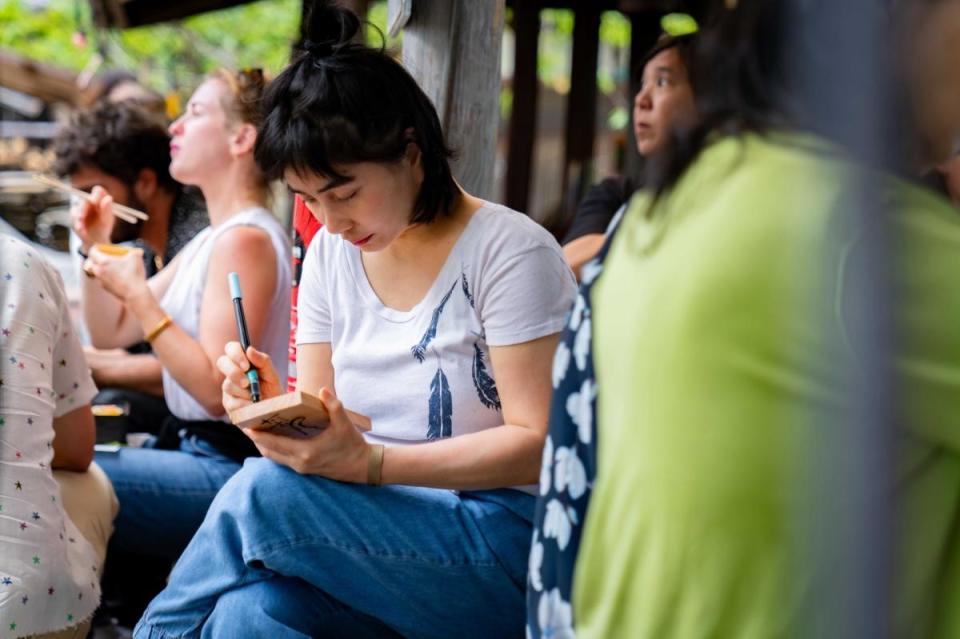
[255,1,457,224]
[645,1,791,201]
[633,33,697,89]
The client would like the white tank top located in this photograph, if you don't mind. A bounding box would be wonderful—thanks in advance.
[160,207,292,421]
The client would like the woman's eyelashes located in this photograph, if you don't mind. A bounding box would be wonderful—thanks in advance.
[287,186,358,205]
[329,188,359,203]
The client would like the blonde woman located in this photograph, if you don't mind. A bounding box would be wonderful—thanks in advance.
[73,69,291,564]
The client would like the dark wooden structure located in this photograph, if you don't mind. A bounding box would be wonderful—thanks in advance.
[403,0,505,200]
[503,0,698,222]
[6,0,703,225]
[0,50,81,106]
[88,0,368,29]
[89,0,257,28]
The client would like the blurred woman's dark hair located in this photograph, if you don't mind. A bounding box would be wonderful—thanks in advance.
[254,1,457,224]
[645,0,929,202]
[645,1,793,200]
[633,33,698,89]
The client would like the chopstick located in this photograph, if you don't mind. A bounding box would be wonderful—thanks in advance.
[32,174,149,224]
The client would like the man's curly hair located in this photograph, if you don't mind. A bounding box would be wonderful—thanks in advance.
[52,101,177,192]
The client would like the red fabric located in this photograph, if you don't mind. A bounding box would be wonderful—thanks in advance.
[288,196,323,391]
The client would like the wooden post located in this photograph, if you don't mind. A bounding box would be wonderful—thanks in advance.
[402,0,505,200]
[504,1,541,213]
[561,5,601,219]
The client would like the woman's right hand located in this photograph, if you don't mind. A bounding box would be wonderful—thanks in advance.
[217,341,284,413]
[71,186,116,250]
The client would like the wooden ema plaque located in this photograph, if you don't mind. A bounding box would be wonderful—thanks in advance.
[229,391,371,439]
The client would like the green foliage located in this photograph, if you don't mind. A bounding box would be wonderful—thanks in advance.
[365,0,401,50]
[600,11,630,49]
[0,0,406,108]
[1,0,301,105]
[4,0,633,128]
[531,9,631,96]
[114,0,301,94]
[0,0,87,68]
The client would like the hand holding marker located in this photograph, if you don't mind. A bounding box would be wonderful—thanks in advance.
[228,272,261,403]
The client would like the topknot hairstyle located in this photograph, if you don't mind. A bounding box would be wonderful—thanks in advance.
[254,1,457,224]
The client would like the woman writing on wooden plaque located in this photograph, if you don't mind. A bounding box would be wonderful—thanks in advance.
[134,3,576,638]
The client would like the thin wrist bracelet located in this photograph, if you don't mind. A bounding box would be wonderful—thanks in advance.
[366,443,385,486]
[144,315,173,343]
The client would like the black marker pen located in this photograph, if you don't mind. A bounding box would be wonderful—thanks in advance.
[228,272,260,402]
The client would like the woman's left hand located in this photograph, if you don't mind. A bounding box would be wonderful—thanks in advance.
[85,246,147,302]
[245,387,372,483]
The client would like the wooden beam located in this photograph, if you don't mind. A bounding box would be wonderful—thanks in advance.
[402,0,505,200]
[561,5,601,217]
[504,1,540,213]
[504,0,673,10]
[0,49,80,105]
[89,0,259,28]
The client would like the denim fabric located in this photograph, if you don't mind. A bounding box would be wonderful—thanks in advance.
[95,435,242,559]
[134,458,535,639]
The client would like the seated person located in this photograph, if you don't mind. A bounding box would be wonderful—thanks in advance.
[52,102,209,439]
[74,68,291,622]
[134,5,576,638]
[573,1,960,637]
[526,34,698,637]
[0,235,118,639]
[562,33,697,279]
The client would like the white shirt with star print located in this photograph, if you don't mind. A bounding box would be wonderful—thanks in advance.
[0,236,101,637]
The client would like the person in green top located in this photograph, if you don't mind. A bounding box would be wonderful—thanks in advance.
[573,0,960,637]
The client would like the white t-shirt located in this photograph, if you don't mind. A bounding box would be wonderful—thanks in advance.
[0,236,101,637]
[297,201,577,465]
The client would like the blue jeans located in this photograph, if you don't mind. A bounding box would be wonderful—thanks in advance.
[96,435,242,558]
[134,458,535,639]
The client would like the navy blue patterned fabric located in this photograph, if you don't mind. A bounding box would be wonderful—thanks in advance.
[526,219,621,638]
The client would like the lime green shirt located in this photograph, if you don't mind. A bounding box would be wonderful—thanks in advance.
[574,132,960,638]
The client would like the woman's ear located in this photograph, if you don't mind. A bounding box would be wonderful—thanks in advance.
[404,140,422,169]
[133,168,159,203]
[230,122,258,156]
[405,141,425,188]
[403,127,422,167]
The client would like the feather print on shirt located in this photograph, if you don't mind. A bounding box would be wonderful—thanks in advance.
[427,364,453,439]
[462,272,475,308]
[411,280,458,363]
[472,341,501,410]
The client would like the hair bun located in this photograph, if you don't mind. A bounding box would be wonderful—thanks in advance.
[299,1,362,58]
[301,39,335,58]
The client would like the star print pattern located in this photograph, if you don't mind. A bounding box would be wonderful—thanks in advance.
[1,237,101,636]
